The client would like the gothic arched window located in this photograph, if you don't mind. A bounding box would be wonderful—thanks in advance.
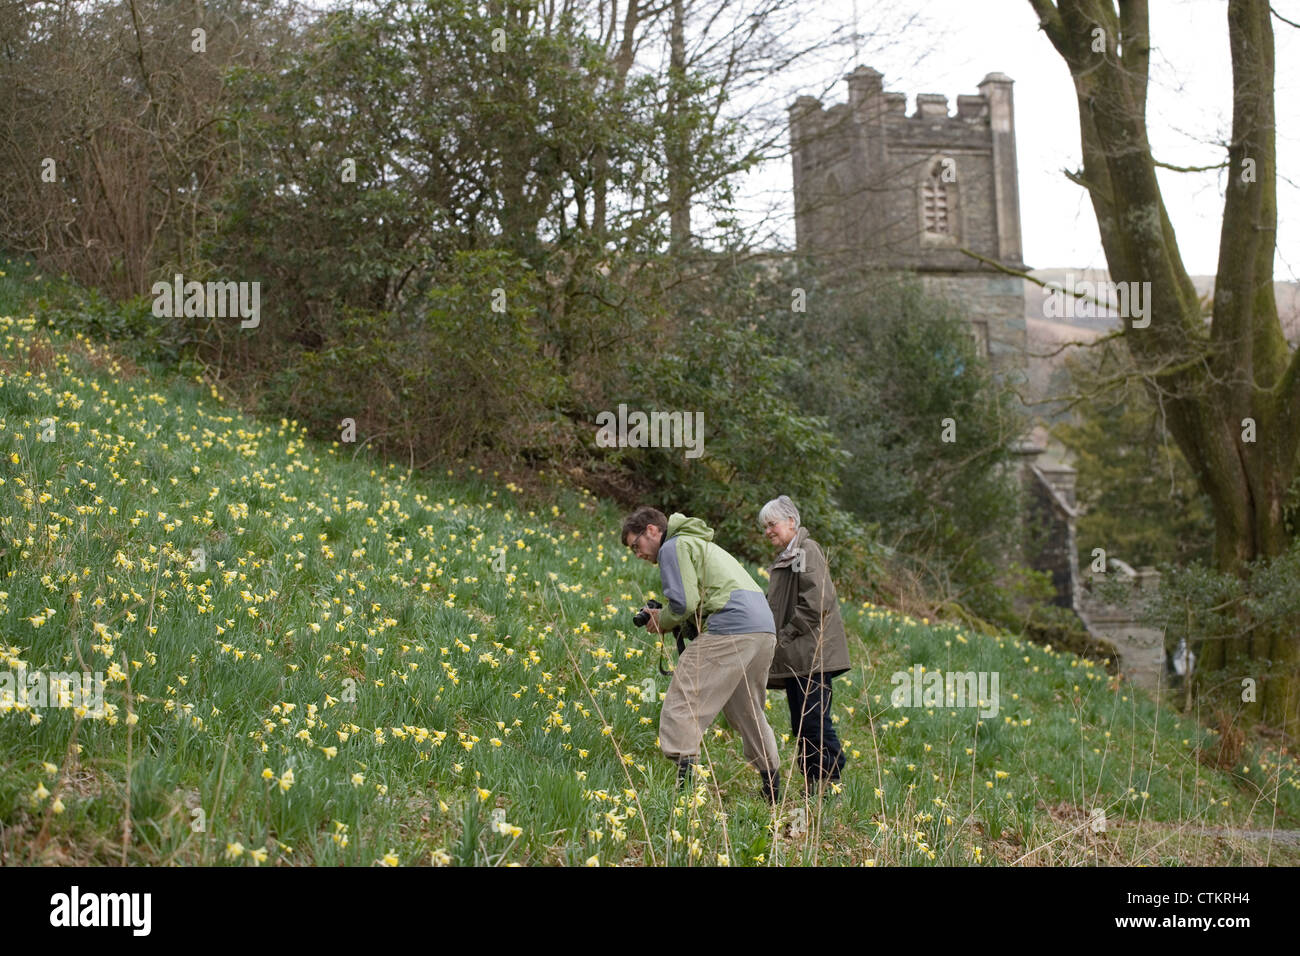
[918,155,960,246]
[923,160,951,235]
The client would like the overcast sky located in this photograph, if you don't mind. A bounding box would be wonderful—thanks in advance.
[743,0,1300,279]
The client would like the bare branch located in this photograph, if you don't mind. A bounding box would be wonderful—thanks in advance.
[1270,4,1300,29]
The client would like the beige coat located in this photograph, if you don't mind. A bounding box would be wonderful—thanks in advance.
[765,527,851,688]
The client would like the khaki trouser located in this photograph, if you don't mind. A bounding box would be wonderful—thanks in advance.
[659,629,780,773]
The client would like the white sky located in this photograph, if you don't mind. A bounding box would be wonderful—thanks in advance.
[742,0,1300,279]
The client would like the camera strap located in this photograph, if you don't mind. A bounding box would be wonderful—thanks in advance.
[659,617,707,676]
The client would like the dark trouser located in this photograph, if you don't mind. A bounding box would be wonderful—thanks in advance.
[785,672,846,782]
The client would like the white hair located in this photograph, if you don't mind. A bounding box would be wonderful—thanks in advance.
[759,495,800,529]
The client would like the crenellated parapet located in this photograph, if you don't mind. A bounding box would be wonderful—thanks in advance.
[789,65,1027,371]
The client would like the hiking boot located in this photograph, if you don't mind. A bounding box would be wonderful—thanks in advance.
[760,769,780,805]
[675,756,697,790]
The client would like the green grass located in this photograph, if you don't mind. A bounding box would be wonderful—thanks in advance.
[1,269,1298,866]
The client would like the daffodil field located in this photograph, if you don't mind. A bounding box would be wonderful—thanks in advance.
[2,301,1298,866]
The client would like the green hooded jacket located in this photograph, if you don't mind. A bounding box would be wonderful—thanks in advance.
[655,513,776,635]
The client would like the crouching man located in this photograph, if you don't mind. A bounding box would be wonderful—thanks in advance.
[623,507,781,803]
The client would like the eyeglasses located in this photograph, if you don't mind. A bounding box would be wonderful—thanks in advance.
[627,530,648,552]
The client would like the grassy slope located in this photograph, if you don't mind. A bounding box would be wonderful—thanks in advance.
[1,263,1297,867]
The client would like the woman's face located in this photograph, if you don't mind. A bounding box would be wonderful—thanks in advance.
[763,516,797,550]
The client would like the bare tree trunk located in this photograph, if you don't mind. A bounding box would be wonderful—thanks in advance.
[666,0,690,251]
[1028,0,1298,736]
[593,0,640,240]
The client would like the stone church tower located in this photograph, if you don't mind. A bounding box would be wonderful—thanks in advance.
[788,67,1162,688]
[789,65,1028,371]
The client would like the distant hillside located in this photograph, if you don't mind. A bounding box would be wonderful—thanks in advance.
[1021,269,1300,414]
[1025,269,1300,339]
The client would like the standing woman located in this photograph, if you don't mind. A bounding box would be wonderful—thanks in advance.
[760,495,850,790]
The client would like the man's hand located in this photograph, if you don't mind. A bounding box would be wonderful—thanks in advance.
[641,606,665,635]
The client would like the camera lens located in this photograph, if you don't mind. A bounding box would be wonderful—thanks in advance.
[632,599,660,628]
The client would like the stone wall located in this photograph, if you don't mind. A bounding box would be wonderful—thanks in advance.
[1019,440,1164,689]
[1079,566,1167,692]
[920,273,1028,370]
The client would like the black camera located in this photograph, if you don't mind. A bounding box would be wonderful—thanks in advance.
[633,599,662,628]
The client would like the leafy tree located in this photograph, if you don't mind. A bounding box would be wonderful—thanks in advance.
[208,0,651,349]
[753,263,1031,621]
[1053,341,1214,568]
